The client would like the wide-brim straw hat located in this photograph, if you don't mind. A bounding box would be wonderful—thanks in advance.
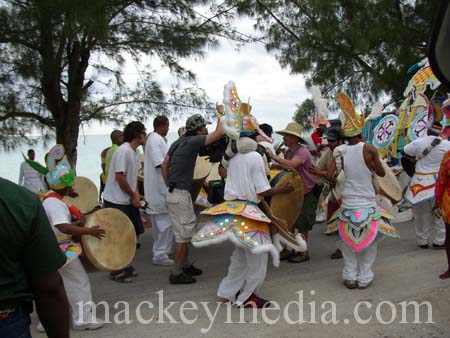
[276,122,307,144]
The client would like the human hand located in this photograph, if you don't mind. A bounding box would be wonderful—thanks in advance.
[132,192,141,208]
[278,183,294,194]
[89,226,106,240]
[308,164,321,176]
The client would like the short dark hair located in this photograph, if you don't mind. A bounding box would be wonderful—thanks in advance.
[153,115,169,129]
[259,123,273,138]
[110,130,123,143]
[27,149,35,156]
[123,121,145,142]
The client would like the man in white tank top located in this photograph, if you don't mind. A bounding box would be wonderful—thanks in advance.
[326,94,399,289]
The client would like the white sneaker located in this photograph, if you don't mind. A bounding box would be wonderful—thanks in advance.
[152,258,174,266]
[37,322,45,332]
[73,321,104,331]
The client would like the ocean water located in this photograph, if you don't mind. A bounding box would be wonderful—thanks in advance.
[0,130,287,188]
[0,131,180,188]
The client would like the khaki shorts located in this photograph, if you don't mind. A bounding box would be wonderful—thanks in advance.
[165,189,196,243]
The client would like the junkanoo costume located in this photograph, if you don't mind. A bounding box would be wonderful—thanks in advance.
[325,93,399,286]
[192,82,306,305]
[403,130,450,246]
[27,145,98,326]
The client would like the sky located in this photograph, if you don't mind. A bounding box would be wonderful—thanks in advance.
[83,19,315,135]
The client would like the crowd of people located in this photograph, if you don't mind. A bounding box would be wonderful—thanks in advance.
[2,99,450,336]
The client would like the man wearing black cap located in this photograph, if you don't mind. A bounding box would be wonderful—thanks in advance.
[161,114,224,284]
[310,127,345,259]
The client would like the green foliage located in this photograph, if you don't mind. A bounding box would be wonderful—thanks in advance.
[0,0,249,163]
[293,98,315,130]
[231,0,435,107]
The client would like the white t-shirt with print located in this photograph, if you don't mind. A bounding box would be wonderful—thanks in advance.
[103,142,140,205]
[224,152,271,203]
[144,132,168,214]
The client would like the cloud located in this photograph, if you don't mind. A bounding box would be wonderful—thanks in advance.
[84,19,311,133]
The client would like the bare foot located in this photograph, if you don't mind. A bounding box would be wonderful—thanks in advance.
[439,270,450,280]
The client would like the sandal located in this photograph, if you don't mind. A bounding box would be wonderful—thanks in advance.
[110,269,132,283]
[125,265,138,277]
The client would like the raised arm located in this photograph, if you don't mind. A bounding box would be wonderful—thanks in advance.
[205,119,224,146]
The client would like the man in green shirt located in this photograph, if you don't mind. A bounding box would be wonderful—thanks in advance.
[105,130,124,177]
[0,177,70,338]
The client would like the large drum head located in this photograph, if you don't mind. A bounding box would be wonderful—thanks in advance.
[374,161,402,203]
[192,156,212,201]
[270,171,304,229]
[83,208,136,272]
[64,176,98,214]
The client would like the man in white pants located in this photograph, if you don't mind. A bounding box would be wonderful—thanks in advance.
[326,93,398,289]
[404,123,450,249]
[144,115,174,265]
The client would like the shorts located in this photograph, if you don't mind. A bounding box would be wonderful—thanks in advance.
[165,189,197,243]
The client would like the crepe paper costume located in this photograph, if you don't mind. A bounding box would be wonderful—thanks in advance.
[442,98,450,140]
[362,102,383,145]
[26,144,76,190]
[405,172,439,205]
[336,93,365,137]
[372,115,399,149]
[57,236,83,266]
[325,207,398,252]
[435,150,450,223]
[310,86,330,128]
[192,201,306,267]
[221,81,271,142]
[195,187,213,209]
[404,58,441,98]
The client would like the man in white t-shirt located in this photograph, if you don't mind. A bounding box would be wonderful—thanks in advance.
[103,121,147,283]
[403,123,450,249]
[144,116,174,266]
[19,149,46,193]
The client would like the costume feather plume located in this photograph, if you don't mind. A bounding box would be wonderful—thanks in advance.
[367,102,383,120]
[311,86,329,127]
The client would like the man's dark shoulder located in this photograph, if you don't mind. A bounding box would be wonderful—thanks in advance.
[0,177,40,207]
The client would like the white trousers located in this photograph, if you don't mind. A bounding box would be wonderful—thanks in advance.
[59,257,95,325]
[217,247,268,306]
[151,213,174,261]
[341,241,378,284]
[413,199,446,245]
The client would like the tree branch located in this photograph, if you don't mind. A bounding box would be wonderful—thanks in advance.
[0,111,55,126]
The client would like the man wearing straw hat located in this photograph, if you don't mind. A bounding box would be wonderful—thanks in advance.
[161,114,224,284]
[266,122,321,263]
[144,115,174,266]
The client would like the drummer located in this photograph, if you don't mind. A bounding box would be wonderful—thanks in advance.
[161,114,224,284]
[40,146,105,330]
[266,122,321,263]
[103,121,146,283]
